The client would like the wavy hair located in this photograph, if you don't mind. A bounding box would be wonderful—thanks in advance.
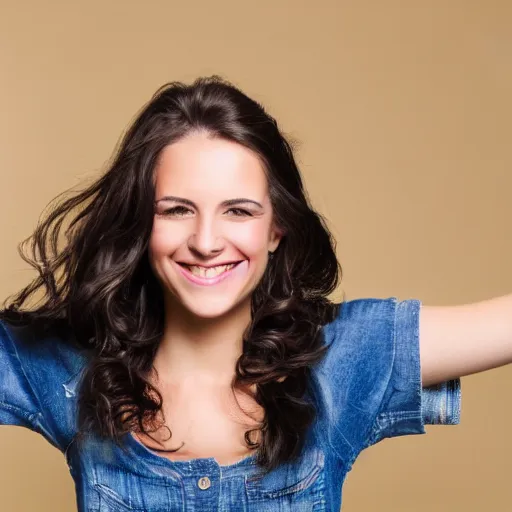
[0,76,342,473]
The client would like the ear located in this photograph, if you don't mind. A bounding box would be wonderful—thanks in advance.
[268,225,284,253]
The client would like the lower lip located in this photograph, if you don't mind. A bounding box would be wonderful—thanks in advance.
[175,261,246,286]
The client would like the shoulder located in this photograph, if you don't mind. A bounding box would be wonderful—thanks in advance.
[0,319,89,381]
[316,295,421,384]
[319,296,402,354]
[0,319,91,451]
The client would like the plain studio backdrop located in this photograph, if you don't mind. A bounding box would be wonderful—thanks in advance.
[1,1,511,510]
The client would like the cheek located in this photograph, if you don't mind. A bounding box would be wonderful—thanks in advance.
[235,224,270,255]
[149,224,178,258]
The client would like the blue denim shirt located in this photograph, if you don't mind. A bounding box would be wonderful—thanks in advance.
[0,297,461,511]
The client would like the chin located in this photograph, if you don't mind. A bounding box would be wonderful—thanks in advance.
[178,296,249,320]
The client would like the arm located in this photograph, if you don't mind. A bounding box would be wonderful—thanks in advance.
[419,293,512,387]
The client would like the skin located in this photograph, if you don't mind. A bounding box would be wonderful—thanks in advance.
[149,130,282,383]
[143,131,282,462]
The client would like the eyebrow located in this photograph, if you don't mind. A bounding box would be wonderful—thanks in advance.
[155,196,264,209]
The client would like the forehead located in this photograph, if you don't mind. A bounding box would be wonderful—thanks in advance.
[154,132,269,199]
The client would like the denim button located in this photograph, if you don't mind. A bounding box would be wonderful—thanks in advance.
[197,476,211,490]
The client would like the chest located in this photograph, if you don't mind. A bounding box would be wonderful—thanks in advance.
[68,373,340,511]
[135,382,264,466]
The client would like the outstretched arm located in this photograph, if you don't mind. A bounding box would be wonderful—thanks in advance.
[419,294,512,387]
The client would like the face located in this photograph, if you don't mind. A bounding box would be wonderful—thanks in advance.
[149,131,282,320]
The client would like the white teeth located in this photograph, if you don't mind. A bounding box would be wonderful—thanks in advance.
[185,263,237,278]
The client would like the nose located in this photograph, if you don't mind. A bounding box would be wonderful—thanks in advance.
[187,216,224,257]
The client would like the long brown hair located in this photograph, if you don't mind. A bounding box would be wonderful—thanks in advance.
[0,76,342,472]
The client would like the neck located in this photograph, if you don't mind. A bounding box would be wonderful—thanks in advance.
[152,297,253,386]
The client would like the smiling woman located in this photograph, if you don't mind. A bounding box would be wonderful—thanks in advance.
[0,76,463,512]
[148,133,282,321]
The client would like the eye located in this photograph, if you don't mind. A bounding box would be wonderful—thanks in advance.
[162,206,190,216]
[159,207,252,217]
[227,208,252,217]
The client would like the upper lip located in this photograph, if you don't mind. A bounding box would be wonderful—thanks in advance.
[177,260,243,268]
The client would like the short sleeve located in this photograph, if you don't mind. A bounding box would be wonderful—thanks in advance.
[365,298,461,448]
[0,320,83,453]
[313,296,462,466]
[0,321,43,429]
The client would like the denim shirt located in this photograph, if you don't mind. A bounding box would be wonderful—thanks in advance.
[0,297,461,511]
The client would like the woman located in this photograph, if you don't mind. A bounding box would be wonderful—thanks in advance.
[0,75,510,511]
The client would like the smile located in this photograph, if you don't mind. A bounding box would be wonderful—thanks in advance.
[175,260,245,286]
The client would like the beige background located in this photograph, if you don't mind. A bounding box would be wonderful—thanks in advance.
[1,1,511,510]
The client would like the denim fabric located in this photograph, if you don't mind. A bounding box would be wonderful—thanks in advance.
[0,297,461,511]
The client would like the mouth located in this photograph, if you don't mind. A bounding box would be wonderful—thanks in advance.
[177,260,243,269]
[175,260,246,286]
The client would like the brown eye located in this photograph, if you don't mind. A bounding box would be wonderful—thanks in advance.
[159,206,252,217]
[228,208,252,217]
[162,206,190,216]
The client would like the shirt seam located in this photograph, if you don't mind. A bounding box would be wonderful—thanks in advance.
[0,400,38,424]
